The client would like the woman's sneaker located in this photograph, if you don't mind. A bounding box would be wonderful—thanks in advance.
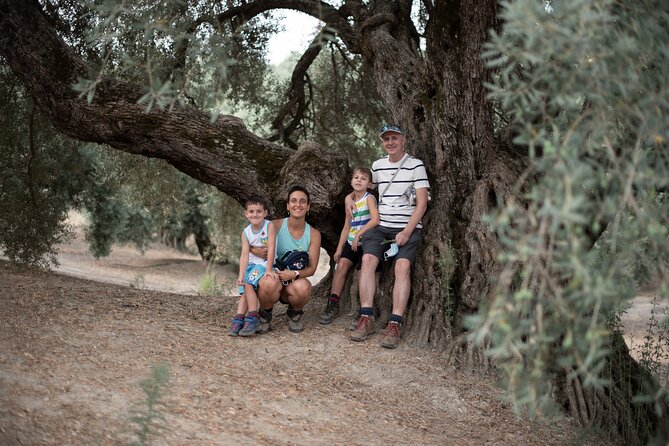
[257,308,272,334]
[287,307,305,333]
[239,316,260,337]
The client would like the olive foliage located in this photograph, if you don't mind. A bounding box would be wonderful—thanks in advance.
[473,0,669,428]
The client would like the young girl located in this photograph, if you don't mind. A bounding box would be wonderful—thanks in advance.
[319,167,379,325]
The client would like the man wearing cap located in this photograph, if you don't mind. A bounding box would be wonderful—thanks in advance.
[350,124,430,348]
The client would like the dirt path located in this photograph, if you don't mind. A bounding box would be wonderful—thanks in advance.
[52,226,332,297]
[52,229,240,296]
[0,239,586,445]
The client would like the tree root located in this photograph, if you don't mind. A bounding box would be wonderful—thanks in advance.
[445,334,494,375]
[559,333,669,445]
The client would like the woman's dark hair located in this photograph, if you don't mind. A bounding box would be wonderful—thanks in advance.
[287,185,310,203]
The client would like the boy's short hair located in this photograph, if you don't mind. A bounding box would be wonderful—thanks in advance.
[353,167,372,181]
[287,185,310,204]
[245,194,267,210]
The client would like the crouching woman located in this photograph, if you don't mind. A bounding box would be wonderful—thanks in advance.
[253,185,321,334]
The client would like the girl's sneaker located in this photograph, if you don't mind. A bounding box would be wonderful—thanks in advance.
[239,316,260,337]
[228,318,244,336]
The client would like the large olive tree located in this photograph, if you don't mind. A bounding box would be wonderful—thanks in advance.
[2,1,667,443]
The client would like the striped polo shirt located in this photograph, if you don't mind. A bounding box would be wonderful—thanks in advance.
[347,192,373,244]
[372,153,430,229]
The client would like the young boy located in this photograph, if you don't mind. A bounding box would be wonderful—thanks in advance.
[318,167,379,325]
[229,196,278,337]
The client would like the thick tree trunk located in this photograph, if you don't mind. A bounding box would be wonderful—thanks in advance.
[355,0,514,360]
[352,1,665,442]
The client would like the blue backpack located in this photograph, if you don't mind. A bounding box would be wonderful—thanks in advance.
[274,250,309,271]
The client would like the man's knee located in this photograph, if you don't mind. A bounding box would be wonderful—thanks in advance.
[360,254,379,273]
[394,259,411,279]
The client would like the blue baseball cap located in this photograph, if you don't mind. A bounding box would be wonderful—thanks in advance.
[379,124,404,137]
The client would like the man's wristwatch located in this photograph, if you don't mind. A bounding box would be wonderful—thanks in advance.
[293,270,300,279]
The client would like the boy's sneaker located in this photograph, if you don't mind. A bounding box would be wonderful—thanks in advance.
[350,315,375,342]
[286,307,305,333]
[318,300,340,325]
[380,321,401,349]
[239,317,260,337]
[349,308,361,331]
[228,318,244,336]
[257,308,272,334]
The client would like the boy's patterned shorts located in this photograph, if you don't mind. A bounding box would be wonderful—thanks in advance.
[238,263,266,295]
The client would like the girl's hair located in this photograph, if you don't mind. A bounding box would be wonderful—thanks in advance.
[287,184,310,203]
[353,167,373,181]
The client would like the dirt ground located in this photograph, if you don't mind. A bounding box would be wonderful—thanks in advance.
[0,228,664,445]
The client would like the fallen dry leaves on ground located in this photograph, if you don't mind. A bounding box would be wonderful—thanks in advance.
[0,259,587,445]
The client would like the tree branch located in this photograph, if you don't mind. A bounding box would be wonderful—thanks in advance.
[359,13,397,35]
[0,0,351,250]
[213,0,360,52]
[269,33,324,147]
[0,0,290,205]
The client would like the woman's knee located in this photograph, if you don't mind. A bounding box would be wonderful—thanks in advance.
[258,276,281,301]
[287,279,312,302]
[294,278,312,297]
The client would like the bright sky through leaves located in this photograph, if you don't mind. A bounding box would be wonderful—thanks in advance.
[267,10,320,65]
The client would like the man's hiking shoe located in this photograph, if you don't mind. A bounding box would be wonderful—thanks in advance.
[257,308,272,334]
[380,322,401,349]
[228,318,244,336]
[350,315,375,342]
[318,300,340,325]
[287,307,305,333]
[349,308,361,331]
[239,317,260,337]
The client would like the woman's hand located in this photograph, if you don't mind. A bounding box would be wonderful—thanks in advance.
[278,269,299,283]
